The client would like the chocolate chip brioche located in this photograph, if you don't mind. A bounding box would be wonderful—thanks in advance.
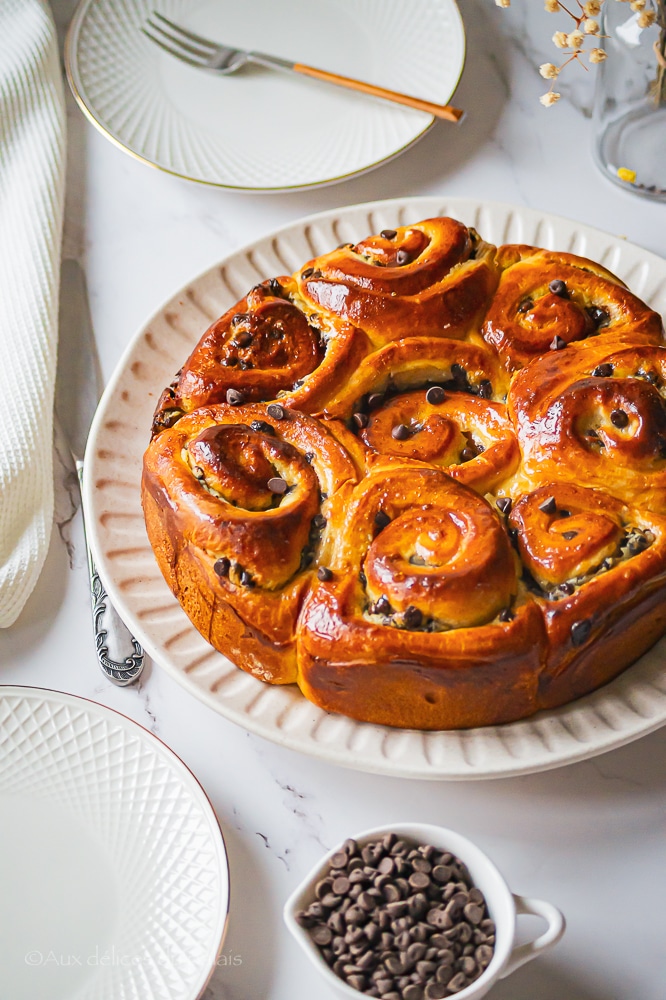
[142,217,666,729]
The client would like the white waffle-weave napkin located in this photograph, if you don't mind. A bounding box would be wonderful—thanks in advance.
[0,0,66,627]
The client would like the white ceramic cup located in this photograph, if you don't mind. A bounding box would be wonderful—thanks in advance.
[284,822,565,1000]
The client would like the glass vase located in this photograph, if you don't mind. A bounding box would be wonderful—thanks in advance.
[592,1,666,201]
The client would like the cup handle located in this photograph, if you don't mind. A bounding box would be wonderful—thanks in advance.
[499,893,566,979]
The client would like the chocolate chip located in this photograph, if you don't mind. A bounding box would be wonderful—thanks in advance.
[250,420,274,434]
[549,279,568,297]
[559,582,575,596]
[610,409,629,428]
[235,330,253,347]
[586,305,609,327]
[269,278,282,295]
[225,356,239,366]
[214,557,230,578]
[496,497,512,515]
[403,606,423,629]
[571,619,591,646]
[226,388,245,405]
[498,608,515,622]
[317,567,333,581]
[593,363,613,377]
[268,477,288,494]
[450,363,467,382]
[478,380,492,399]
[267,403,285,420]
[353,412,369,429]
[375,510,391,530]
[372,596,392,615]
[396,249,410,265]
[313,514,327,530]
[240,570,254,588]
[460,447,477,463]
[392,424,411,440]
[305,451,315,464]
[562,530,578,540]
[550,335,566,351]
[238,360,253,370]
[302,267,314,279]
[539,496,557,515]
[409,872,431,891]
[381,229,397,239]
[367,392,385,410]
[425,386,446,405]
[517,298,533,314]
[312,925,333,946]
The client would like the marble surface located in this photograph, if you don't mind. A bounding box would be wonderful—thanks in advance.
[2,1,666,998]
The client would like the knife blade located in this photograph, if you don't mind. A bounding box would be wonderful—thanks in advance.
[55,260,144,686]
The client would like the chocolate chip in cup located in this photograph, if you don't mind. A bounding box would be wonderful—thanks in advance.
[292,832,493,998]
[284,824,565,1000]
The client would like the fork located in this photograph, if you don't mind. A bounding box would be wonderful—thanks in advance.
[142,12,464,123]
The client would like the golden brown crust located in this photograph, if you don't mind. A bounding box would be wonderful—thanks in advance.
[152,276,371,435]
[508,340,666,510]
[295,218,500,346]
[482,245,664,372]
[142,403,359,684]
[142,215,666,730]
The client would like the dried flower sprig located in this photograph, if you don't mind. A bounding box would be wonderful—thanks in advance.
[495,0,662,105]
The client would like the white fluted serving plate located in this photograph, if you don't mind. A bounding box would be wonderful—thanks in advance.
[0,686,229,1000]
[65,0,465,191]
[84,196,666,780]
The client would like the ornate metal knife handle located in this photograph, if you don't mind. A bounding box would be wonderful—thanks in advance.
[77,462,145,686]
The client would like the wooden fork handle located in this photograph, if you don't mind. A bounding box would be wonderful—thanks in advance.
[292,63,464,122]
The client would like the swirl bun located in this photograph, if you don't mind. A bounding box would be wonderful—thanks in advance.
[142,403,359,683]
[483,245,663,372]
[508,340,666,510]
[142,214,666,730]
[298,464,546,729]
[295,218,499,345]
[152,276,370,435]
[508,483,666,706]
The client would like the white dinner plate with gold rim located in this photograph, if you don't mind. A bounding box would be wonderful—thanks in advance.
[65,0,466,191]
[84,196,666,781]
[0,686,229,1000]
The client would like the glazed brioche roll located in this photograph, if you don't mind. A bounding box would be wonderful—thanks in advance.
[506,483,666,706]
[294,217,499,346]
[297,463,546,730]
[152,276,370,435]
[508,340,666,510]
[482,245,664,372]
[317,337,517,492]
[356,390,518,493]
[142,402,359,683]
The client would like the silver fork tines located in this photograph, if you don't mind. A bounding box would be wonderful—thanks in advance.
[142,13,275,73]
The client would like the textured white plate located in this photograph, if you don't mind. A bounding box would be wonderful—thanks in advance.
[84,196,666,780]
[65,0,465,191]
[0,687,229,1000]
